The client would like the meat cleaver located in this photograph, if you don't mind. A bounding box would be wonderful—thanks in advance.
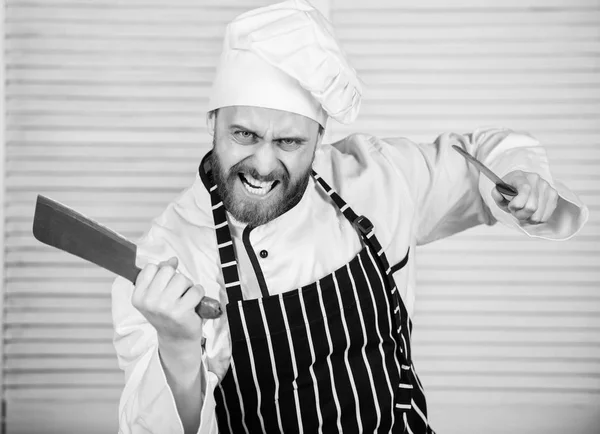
[32,195,222,319]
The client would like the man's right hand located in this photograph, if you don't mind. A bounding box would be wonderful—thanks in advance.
[132,257,206,433]
[132,257,205,346]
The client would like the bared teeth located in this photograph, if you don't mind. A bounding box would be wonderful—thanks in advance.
[244,174,274,189]
[241,174,276,196]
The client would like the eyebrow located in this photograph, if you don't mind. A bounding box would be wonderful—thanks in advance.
[229,124,310,142]
[229,124,254,133]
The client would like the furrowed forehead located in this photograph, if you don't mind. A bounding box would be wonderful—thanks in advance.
[218,106,318,136]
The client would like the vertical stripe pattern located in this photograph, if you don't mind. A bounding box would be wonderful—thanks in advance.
[204,162,433,433]
[311,170,418,415]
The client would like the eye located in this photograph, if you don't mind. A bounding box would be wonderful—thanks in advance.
[234,130,257,143]
[278,138,301,150]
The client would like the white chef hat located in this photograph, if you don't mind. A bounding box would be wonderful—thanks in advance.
[207,0,362,127]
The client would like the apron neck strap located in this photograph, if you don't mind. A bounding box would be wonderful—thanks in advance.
[200,154,243,302]
[311,170,389,262]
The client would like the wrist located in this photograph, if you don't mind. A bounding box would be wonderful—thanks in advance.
[157,337,203,387]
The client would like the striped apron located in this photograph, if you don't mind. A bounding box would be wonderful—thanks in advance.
[206,165,434,433]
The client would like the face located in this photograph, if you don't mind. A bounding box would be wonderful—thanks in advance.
[210,106,323,227]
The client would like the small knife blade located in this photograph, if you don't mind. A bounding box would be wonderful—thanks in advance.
[32,195,222,319]
[452,145,519,198]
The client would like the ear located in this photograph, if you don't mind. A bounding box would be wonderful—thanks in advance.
[316,122,326,147]
[206,110,216,136]
[316,133,324,148]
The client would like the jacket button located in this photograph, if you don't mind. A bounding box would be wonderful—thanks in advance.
[259,250,268,259]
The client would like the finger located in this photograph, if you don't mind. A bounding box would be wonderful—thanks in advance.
[508,179,535,215]
[541,188,559,223]
[513,193,539,221]
[145,264,177,301]
[507,183,532,213]
[132,263,159,307]
[529,181,549,224]
[158,256,179,269]
[529,201,546,224]
[176,284,205,315]
[491,186,510,210]
[161,272,194,305]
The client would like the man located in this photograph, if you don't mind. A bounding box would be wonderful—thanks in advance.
[111,1,589,433]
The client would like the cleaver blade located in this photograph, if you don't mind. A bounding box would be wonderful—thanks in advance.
[32,194,222,319]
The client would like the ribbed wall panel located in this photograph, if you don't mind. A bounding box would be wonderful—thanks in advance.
[2,0,599,433]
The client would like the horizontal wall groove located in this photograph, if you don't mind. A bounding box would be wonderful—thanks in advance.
[5,2,268,10]
[417,325,600,332]
[418,371,600,378]
[340,37,600,43]
[6,83,600,90]
[4,384,121,389]
[333,7,600,13]
[6,51,600,59]
[425,386,600,394]
[417,340,600,347]
[4,369,118,374]
[6,34,221,43]
[6,19,600,28]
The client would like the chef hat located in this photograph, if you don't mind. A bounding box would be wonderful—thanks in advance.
[207,0,362,126]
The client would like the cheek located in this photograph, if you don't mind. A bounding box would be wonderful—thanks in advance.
[283,152,313,180]
[214,141,247,173]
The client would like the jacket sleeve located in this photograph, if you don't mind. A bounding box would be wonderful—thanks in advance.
[112,276,220,434]
[380,127,589,245]
[111,181,223,434]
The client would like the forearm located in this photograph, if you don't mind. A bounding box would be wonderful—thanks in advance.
[379,128,587,243]
[158,339,205,434]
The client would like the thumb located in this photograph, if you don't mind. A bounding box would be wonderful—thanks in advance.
[491,186,510,211]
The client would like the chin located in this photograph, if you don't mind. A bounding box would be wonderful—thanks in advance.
[229,188,283,226]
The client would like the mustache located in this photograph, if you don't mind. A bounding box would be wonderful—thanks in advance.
[229,161,289,183]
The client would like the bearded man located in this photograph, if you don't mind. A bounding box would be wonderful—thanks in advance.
[111,1,588,433]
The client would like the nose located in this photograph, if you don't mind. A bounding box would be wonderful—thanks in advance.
[251,142,280,177]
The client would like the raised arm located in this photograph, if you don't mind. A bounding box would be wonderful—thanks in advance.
[380,128,588,245]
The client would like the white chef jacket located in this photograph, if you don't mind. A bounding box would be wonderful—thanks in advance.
[111,128,588,434]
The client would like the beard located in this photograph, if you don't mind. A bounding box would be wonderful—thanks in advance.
[210,145,312,227]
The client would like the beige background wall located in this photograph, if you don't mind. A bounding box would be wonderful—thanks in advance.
[2,0,599,433]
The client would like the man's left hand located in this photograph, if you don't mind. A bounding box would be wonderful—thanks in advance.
[491,170,559,224]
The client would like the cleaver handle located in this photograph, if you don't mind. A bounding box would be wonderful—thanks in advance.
[130,266,222,320]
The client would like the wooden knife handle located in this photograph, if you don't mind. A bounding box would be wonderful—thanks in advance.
[194,291,223,319]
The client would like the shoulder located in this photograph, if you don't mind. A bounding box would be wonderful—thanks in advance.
[156,174,214,234]
[314,133,417,198]
[313,133,416,259]
[316,133,419,176]
[136,174,219,283]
